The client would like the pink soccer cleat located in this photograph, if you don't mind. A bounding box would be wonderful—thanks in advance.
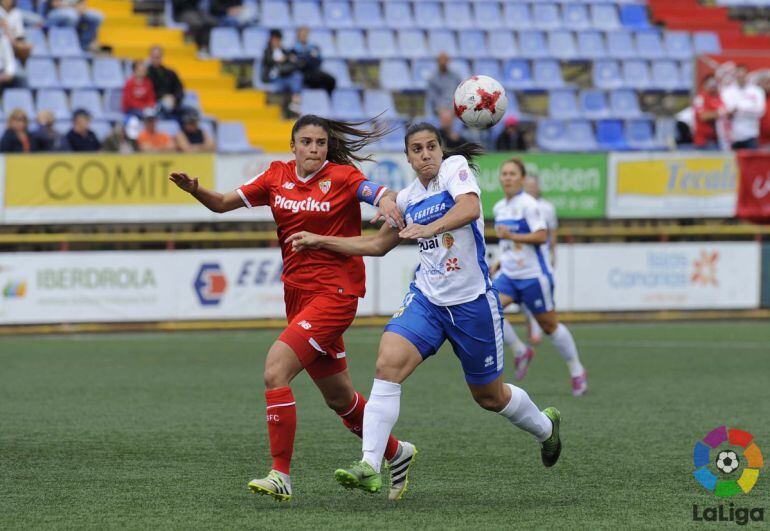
[571,371,588,397]
[514,346,535,381]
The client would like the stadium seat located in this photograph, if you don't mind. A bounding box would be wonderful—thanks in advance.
[210,27,244,60]
[563,5,591,31]
[502,59,533,89]
[593,60,623,90]
[157,119,181,137]
[103,89,122,117]
[366,29,396,59]
[473,3,502,29]
[428,29,458,57]
[293,1,324,28]
[379,59,413,91]
[397,29,428,59]
[308,29,337,58]
[474,58,503,82]
[458,30,488,60]
[549,89,581,119]
[548,31,578,60]
[414,2,444,29]
[625,119,659,150]
[518,30,549,59]
[26,57,60,89]
[651,60,686,90]
[70,89,103,119]
[54,119,72,137]
[488,30,517,59]
[680,60,694,86]
[48,27,82,57]
[336,29,367,60]
[577,31,607,59]
[364,89,399,119]
[242,27,269,58]
[36,89,70,120]
[606,31,637,59]
[300,89,331,116]
[609,89,643,118]
[59,58,92,89]
[182,90,201,110]
[322,59,353,88]
[664,31,693,60]
[503,4,532,30]
[590,4,621,31]
[580,90,610,119]
[3,88,35,117]
[412,58,435,90]
[384,2,415,29]
[92,58,125,90]
[90,120,111,141]
[449,59,471,80]
[26,27,50,57]
[693,31,721,55]
[622,60,652,89]
[353,1,383,29]
[217,122,256,153]
[376,119,407,151]
[596,119,628,150]
[331,88,364,120]
[619,4,651,30]
[532,3,562,31]
[323,0,354,28]
[655,117,677,149]
[566,120,598,151]
[261,2,291,28]
[536,119,569,151]
[444,2,474,30]
[635,31,666,59]
[533,60,565,89]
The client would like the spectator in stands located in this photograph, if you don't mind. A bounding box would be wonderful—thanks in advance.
[693,75,726,150]
[175,110,214,153]
[102,115,140,154]
[0,107,39,152]
[0,0,31,63]
[437,107,467,149]
[758,77,770,149]
[210,0,257,27]
[0,27,20,92]
[63,109,100,151]
[31,110,60,151]
[122,60,157,118]
[426,52,461,117]
[721,65,766,150]
[172,0,217,56]
[261,29,302,118]
[137,107,175,153]
[46,0,103,51]
[147,46,185,120]
[495,116,528,152]
[293,26,336,96]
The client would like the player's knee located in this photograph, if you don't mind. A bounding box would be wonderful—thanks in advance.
[473,393,506,412]
[541,321,558,335]
[263,364,290,389]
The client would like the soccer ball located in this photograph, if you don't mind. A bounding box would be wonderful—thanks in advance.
[453,75,508,129]
[716,450,740,474]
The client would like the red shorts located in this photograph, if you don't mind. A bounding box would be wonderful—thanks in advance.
[278,284,358,380]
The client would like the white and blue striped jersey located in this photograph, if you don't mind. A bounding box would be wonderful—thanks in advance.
[396,155,490,306]
[493,191,551,280]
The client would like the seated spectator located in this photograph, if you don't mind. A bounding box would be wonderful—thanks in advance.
[0,107,39,152]
[31,110,60,151]
[426,52,461,117]
[172,0,216,56]
[137,108,175,153]
[293,26,335,96]
[63,108,100,151]
[122,60,156,118]
[437,107,467,149]
[175,110,214,153]
[721,64,766,150]
[759,77,770,149]
[210,0,257,27]
[0,29,20,92]
[693,75,725,150]
[102,115,140,154]
[0,0,31,63]
[147,46,185,119]
[495,116,528,152]
[46,0,103,51]
[261,29,302,117]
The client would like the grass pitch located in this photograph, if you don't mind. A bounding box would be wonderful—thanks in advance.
[2,322,769,529]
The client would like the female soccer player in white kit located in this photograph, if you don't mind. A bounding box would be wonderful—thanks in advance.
[289,124,562,496]
[491,158,587,396]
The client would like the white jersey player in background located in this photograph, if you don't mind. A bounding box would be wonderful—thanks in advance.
[289,124,562,497]
[491,158,587,397]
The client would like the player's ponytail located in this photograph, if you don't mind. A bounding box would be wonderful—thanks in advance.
[403,122,483,173]
[291,114,390,167]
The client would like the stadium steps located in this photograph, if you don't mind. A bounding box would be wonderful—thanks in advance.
[91,0,291,152]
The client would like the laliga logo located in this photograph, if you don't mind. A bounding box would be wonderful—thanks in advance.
[194,263,227,306]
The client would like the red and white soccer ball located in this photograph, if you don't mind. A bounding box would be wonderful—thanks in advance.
[453,75,508,129]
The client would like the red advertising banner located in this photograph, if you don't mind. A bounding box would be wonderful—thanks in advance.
[736,151,770,221]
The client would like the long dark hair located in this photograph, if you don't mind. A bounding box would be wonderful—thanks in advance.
[291,114,389,167]
[403,122,484,173]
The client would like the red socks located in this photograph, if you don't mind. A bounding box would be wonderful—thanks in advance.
[338,391,400,461]
[265,387,296,475]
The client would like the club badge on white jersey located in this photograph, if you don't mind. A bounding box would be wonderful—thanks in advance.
[396,155,490,306]
[493,191,551,280]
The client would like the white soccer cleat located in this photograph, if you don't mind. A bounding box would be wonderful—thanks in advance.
[248,470,292,502]
[386,441,418,501]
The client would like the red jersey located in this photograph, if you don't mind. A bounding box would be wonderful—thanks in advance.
[122,76,156,113]
[693,91,724,147]
[237,160,385,298]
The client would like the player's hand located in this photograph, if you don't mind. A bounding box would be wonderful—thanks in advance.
[398,223,435,240]
[495,224,513,240]
[371,194,405,229]
[169,172,199,193]
[287,231,324,252]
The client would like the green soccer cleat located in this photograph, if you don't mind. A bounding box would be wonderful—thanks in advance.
[334,460,382,494]
[541,407,562,468]
[385,441,417,501]
[248,470,292,502]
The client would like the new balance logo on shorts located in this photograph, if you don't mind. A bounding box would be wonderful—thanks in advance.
[274,195,331,213]
[298,320,312,330]
[484,355,494,368]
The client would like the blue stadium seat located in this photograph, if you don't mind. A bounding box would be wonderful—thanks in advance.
[563,5,591,30]
[375,119,407,151]
[622,60,652,89]
[596,119,628,150]
[651,60,686,90]
[532,3,562,30]
[450,59,471,80]
[261,2,291,28]
[36,89,70,120]
[337,29,367,60]
[307,29,336,58]
[428,30,458,56]
[92,58,125,90]
[103,89,122,117]
[610,89,642,118]
[210,27,244,60]
[26,57,60,89]
[48,27,82,57]
[473,3,501,29]
[414,2,444,29]
[536,119,569,151]
[680,60,694,86]
[580,90,610,119]
[593,60,623,90]
[664,31,693,60]
[503,3,532,30]
[71,89,103,119]
[90,120,111,141]
[458,30,487,60]
[323,0,353,28]
[366,30,396,59]
[619,4,651,30]
[445,2,474,30]
[518,30,549,58]
[577,31,607,58]
[26,27,50,57]
[182,90,200,110]
[157,119,181,137]
[331,88,364,120]
[217,122,256,153]
[549,89,581,119]
[693,31,721,55]
[364,89,399,119]
[3,88,35,117]
[566,120,598,151]
[242,27,268,58]
[590,4,621,31]
[384,2,414,29]
[488,30,517,59]
[322,59,353,88]
[533,59,565,89]
[625,118,659,150]
[301,88,331,116]
[397,29,428,59]
[548,31,578,60]
[655,117,676,149]
[379,59,413,91]
[59,58,92,89]
[635,31,665,59]
[474,58,503,81]
[502,59,533,89]
[412,58,436,90]
[606,31,637,59]
[54,119,72,137]
[353,1,383,29]
[293,1,324,28]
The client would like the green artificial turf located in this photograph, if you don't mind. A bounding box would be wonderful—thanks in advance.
[2,322,769,529]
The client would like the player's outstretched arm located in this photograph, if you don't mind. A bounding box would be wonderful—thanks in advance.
[398,192,480,240]
[169,172,243,213]
[370,190,405,229]
[288,223,401,257]
[496,225,548,245]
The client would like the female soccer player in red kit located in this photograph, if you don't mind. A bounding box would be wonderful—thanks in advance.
[169,115,416,502]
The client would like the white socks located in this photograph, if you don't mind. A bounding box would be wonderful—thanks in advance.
[502,319,528,357]
[549,323,584,377]
[362,379,401,473]
[497,383,552,442]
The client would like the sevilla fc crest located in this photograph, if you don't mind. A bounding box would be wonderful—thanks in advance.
[319,179,331,194]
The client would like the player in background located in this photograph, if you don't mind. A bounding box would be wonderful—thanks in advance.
[491,158,587,396]
[289,124,562,495]
[169,115,416,502]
